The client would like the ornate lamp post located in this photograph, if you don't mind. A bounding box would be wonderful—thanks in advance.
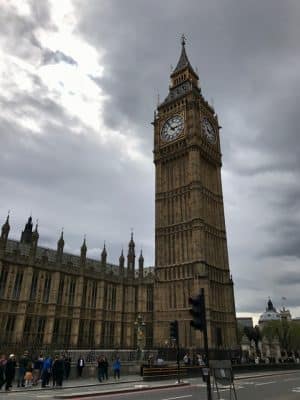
[134,314,146,361]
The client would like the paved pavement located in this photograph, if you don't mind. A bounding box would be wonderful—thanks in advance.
[1,369,300,400]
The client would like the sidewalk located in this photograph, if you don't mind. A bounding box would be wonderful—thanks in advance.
[3,369,300,396]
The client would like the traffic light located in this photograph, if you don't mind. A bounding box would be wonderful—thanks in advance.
[170,320,179,341]
[189,291,206,331]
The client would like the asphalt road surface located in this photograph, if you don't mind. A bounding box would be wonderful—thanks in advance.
[2,372,300,400]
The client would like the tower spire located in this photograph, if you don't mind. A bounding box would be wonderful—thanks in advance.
[171,34,198,79]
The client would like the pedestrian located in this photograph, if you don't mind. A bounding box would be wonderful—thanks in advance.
[197,354,205,366]
[103,356,109,380]
[97,356,103,382]
[33,353,44,385]
[24,362,33,388]
[17,350,31,387]
[41,355,52,388]
[0,354,7,390]
[5,354,16,391]
[52,355,64,388]
[77,355,85,377]
[112,357,121,380]
[183,353,190,365]
[64,356,71,380]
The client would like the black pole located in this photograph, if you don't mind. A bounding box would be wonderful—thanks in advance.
[201,288,212,400]
[176,342,180,383]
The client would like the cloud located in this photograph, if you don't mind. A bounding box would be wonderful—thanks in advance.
[41,49,78,66]
[1,0,300,319]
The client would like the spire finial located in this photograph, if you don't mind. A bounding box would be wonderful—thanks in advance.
[181,33,186,47]
[130,227,134,240]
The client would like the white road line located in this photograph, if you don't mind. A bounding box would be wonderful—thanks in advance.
[161,396,192,400]
[255,381,276,386]
[292,387,300,392]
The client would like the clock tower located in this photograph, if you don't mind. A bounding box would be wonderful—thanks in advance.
[153,37,237,349]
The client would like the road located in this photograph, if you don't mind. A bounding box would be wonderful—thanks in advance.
[1,372,300,400]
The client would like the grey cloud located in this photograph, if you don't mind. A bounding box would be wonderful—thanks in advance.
[41,49,78,66]
[1,0,300,317]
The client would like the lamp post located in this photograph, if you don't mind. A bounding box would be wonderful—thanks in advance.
[134,314,146,361]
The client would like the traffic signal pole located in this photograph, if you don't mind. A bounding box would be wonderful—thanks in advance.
[201,288,212,400]
[189,288,212,400]
[170,320,180,383]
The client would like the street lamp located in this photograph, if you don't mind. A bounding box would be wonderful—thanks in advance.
[134,314,146,361]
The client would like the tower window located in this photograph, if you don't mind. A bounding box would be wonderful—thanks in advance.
[43,274,51,303]
[29,272,39,301]
[68,278,76,306]
[57,277,64,304]
[12,272,23,300]
[0,266,8,298]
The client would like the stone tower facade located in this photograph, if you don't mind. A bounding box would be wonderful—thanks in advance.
[153,37,237,349]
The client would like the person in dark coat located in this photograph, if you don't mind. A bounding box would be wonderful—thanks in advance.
[52,355,65,388]
[17,350,31,387]
[103,356,109,380]
[5,354,16,391]
[0,354,7,390]
[64,357,71,380]
[77,355,85,377]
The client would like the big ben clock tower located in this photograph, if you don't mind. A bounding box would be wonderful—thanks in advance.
[153,36,237,349]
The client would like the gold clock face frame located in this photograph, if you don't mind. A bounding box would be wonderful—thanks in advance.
[160,114,184,142]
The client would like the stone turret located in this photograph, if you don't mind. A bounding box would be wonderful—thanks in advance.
[21,216,33,244]
[80,237,87,267]
[56,230,64,264]
[101,243,107,268]
[138,250,144,279]
[0,214,10,246]
[127,232,135,278]
[119,249,125,276]
[30,222,39,259]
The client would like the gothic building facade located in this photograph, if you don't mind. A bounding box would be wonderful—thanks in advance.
[0,38,237,351]
[0,216,154,349]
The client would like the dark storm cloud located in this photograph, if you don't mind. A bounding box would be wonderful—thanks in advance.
[1,0,300,317]
[74,0,300,316]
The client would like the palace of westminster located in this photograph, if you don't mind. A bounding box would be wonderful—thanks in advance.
[0,38,237,351]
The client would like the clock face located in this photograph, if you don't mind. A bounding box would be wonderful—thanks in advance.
[161,115,184,142]
[202,118,216,144]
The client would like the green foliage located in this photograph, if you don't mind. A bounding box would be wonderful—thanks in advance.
[262,320,300,352]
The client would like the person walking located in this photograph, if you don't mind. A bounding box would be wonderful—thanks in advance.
[97,356,103,382]
[17,351,31,387]
[33,354,44,385]
[64,356,71,380]
[52,355,64,388]
[41,355,52,388]
[103,356,109,380]
[5,354,16,391]
[77,355,85,377]
[112,357,121,380]
[0,354,7,390]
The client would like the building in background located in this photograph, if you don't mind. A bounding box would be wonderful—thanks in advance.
[237,317,253,329]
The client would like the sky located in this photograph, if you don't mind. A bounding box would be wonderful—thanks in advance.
[1,0,300,322]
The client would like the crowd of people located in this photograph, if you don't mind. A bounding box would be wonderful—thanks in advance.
[0,351,122,391]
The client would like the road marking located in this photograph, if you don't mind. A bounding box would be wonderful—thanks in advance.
[292,387,300,392]
[161,396,192,400]
[255,381,276,386]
